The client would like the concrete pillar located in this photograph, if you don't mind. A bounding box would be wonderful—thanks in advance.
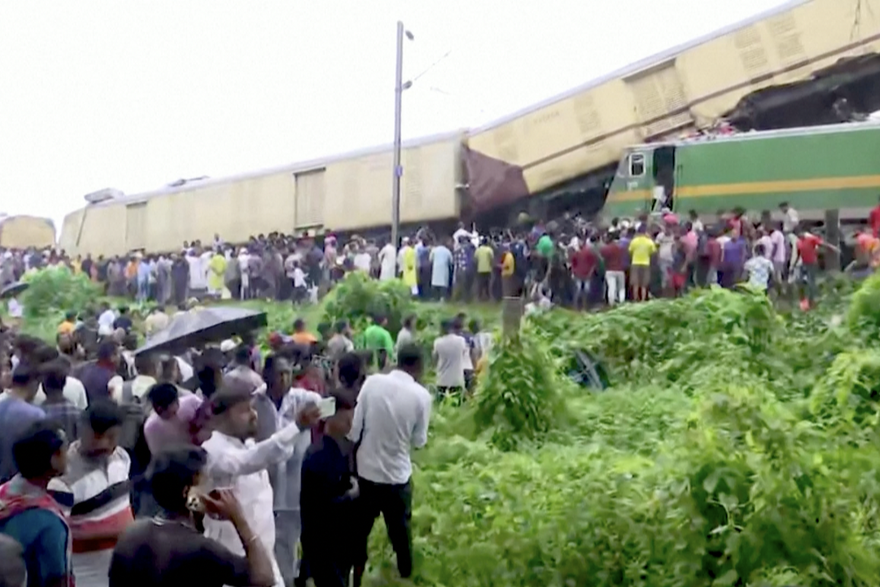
[824,209,840,272]
[501,296,524,338]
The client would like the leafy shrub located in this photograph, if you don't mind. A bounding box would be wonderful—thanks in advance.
[847,270,880,339]
[810,349,880,430]
[473,325,565,450]
[321,272,413,339]
[20,266,101,318]
[528,287,778,385]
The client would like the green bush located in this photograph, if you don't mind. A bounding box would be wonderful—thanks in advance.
[344,277,880,586]
[321,272,414,339]
[473,325,565,451]
[20,266,101,319]
[847,270,880,339]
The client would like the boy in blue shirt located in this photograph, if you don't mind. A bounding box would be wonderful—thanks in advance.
[0,421,71,587]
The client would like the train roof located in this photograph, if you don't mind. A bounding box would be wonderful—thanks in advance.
[93,128,467,208]
[470,0,809,134]
[623,120,880,152]
[0,214,55,229]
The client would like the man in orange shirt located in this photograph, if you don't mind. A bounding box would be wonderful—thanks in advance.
[291,318,318,347]
[852,230,880,274]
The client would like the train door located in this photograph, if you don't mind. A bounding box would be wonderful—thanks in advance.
[651,146,677,212]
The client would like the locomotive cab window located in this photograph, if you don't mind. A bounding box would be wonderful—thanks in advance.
[628,153,646,177]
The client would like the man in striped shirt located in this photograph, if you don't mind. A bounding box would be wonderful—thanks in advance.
[50,401,133,587]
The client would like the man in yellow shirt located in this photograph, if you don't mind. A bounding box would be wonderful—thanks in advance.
[57,311,77,335]
[501,246,516,297]
[628,225,657,302]
[474,239,494,301]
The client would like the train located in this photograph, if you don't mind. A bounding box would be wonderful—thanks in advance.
[0,215,56,249]
[59,131,466,256]
[604,120,880,221]
[59,0,880,256]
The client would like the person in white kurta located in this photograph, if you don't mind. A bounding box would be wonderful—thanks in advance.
[379,242,397,281]
[202,385,320,587]
[252,361,322,587]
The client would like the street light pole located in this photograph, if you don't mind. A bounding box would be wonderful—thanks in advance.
[391,21,405,250]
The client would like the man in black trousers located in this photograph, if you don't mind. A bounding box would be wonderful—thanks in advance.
[300,390,359,587]
[349,345,431,587]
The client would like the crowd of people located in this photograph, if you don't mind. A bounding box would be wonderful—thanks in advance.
[4,199,880,317]
[0,291,503,587]
[1,199,880,587]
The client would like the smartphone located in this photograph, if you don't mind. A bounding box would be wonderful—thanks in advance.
[186,488,206,514]
[318,396,336,419]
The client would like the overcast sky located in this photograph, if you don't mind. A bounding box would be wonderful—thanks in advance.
[0,0,787,228]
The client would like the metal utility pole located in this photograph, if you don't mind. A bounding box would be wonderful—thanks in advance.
[391,21,405,250]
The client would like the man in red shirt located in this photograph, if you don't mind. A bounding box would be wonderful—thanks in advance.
[570,242,598,310]
[870,196,880,237]
[600,233,626,305]
[796,230,838,306]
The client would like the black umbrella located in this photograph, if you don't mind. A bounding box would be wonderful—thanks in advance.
[135,306,267,355]
[0,282,28,300]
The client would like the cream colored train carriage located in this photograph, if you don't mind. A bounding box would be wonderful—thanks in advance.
[60,0,880,255]
[463,0,880,210]
[0,215,56,249]
[59,131,465,256]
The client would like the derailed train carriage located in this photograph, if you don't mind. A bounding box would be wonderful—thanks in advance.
[0,215,56,249]
[463,0,880,221]
[59,0,880,255]
[59,132,467,256]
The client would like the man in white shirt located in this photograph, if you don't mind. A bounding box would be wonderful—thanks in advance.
[238,248,251,299]
[452,222,473,251]
[432,320,467,397]
[780,202,799,233]
[186,249,206,293]
[97,304,116,337]
[349,344,431,586]
[769,222,787,286]
[252,356,322,587]
[353,245,372,274]
[378,241,397,281]
[35,370,88,410]
[202,382,320,587]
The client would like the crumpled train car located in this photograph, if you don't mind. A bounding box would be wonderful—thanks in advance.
[463,0,880,212]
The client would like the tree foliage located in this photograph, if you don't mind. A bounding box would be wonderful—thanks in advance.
[359,282,880,587]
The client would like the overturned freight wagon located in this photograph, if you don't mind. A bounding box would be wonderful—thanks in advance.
[603,121,880,221]
[0,215,56,249]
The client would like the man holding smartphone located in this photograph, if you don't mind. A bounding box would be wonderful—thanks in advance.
[202,377,321,587]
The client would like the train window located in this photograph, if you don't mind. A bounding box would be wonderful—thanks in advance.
[628,153,646,177]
